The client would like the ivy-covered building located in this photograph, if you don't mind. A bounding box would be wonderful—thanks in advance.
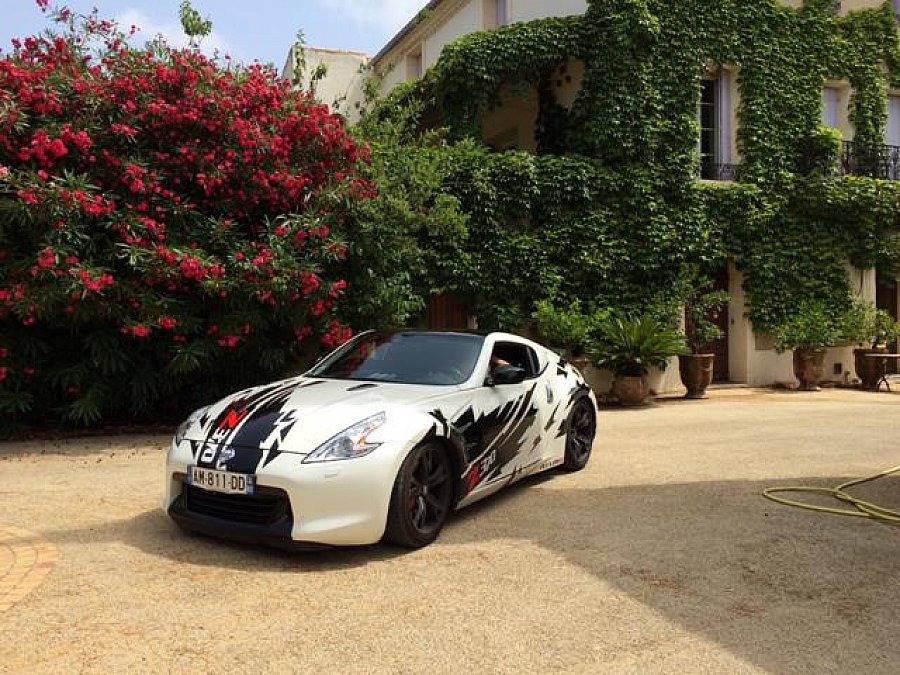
[297,0,900,390]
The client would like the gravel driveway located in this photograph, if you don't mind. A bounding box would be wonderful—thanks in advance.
[1,387,899,674]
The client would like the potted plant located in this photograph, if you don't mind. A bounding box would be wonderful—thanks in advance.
[679,281,730,399]
[773,302,843,391]
[843,298,900,389]
[591,312,688,406]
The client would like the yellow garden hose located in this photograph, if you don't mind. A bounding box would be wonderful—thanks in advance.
[763,465,900,523]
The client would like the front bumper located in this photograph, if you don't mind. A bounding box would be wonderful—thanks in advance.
[167,486,329,550]
[164,439,406,547]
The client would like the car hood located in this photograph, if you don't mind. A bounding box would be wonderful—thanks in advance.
[180,376,462,454]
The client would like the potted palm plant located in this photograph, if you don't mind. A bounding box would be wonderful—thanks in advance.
[591,312,688,406]
[679,282,730,399]
[773,302,843,391]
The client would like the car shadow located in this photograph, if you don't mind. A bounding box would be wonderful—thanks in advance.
[46,508,408,571]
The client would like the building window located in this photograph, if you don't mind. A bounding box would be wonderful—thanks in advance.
[699,79,717,178]
[888,95,900,179]
[407,50,422,80]
[888,96,900,146]
[485,0,509,28]
[496,0,509,26]
[822,87,840,129]
[698,72,734,180]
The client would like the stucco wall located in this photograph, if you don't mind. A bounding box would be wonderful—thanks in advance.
[480,59,584,150]
[510,0,588,22]
[282,46,368,117]
[838,0,890,13]
[728,265,877,387]
[427,1,481,71]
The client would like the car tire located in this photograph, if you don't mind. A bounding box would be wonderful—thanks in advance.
[563,397,596,471]
[384,442,454,548]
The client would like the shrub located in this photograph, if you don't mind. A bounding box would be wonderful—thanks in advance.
[773,302,844,352]
[531,298,604,356]
[0,5,370,430]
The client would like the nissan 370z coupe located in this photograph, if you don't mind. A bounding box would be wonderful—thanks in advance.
[164,330,597,549]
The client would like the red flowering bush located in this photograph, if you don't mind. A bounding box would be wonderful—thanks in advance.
[0,5,367,430]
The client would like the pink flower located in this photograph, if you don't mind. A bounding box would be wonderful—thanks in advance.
[158,316,177,330]
[37,247,56,270]
[217,335,239,349]
[122,325,150,338]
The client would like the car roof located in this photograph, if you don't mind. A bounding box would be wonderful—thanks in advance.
[367,329,533,341]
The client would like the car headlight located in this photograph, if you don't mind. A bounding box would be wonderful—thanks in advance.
[174,405,210,444]
[303,412,386,463]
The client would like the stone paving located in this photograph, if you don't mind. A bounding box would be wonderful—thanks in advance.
[0,525,57,613]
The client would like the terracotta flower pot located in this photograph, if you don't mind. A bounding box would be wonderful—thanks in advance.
[678,353,715,399]
[612,375,648,406]
[567,355,590,376]
[854,347,886,390]
[793,348,826,391]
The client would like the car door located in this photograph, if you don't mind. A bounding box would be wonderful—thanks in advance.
[457,340,546,499]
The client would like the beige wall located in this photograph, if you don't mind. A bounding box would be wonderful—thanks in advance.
[374,0,592,96]
[481,84,539,151]
[282,45,368,116]
[838,0,889,13]
[727,265,877,387]
[428,1,482,70]
[480,58,584,151]
[510,0,588,22]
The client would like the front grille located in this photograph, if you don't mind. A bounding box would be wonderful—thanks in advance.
[184,485,292,525]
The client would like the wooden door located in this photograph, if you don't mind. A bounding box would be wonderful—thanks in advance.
[426,293,469,330]
[688,269,730,382]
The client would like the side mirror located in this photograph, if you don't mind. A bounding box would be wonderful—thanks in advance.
[491,364,527,386]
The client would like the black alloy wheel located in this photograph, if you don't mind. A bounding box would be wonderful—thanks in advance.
[563,398,596,471]
[384,443,454,548]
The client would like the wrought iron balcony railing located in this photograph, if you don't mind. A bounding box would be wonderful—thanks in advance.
[840,141,900,180]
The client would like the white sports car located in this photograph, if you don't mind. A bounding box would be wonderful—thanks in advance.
[164,330,597,548]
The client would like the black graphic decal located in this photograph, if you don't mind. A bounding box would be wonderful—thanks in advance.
[483,386,538,483]
[429,410,450,436]
[347,383,379,392]
[456,385,540,492]
[544,402,561,432]
[198,381,299,473]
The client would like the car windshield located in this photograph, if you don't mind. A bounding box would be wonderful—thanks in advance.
[309,332,485,386]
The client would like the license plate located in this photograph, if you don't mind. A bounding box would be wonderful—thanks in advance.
[188,466,255,495]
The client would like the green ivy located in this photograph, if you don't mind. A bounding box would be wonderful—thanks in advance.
[363,0,900,336]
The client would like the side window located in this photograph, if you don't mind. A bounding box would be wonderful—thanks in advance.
[491,342,539,378]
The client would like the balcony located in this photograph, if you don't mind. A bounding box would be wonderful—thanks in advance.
[839,141,900,180]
